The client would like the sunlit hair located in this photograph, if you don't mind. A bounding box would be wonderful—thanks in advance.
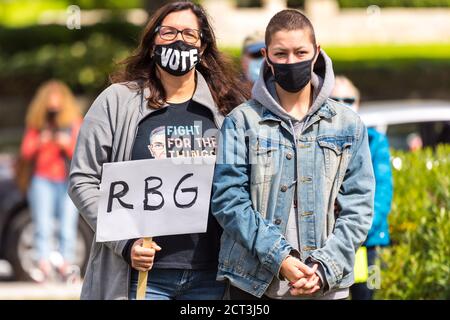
[25,80,81,130]
[265,9,316,47]
[110,1,249,115]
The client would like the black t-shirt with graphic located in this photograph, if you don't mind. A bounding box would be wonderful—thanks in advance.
[124,99,222,271]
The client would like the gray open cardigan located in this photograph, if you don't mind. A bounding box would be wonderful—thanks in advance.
[68,72,224,299]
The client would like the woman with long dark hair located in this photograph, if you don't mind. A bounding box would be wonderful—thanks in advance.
[69,1,248,300]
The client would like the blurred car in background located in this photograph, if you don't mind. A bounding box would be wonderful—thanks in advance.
[0,154,92,281]
[359,100,450,151]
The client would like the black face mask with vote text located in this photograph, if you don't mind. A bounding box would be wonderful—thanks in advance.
[153,40,200,76]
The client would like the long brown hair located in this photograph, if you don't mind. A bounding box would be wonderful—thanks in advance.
[25,80,81,130]
[110,1,249,115]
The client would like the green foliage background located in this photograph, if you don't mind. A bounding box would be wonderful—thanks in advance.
[285,0,450,8]
[1,22,449,100]
[375,145,450,299]
[337,0,450,8]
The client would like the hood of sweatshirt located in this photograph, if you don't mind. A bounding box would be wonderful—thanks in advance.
[251,49,335,124]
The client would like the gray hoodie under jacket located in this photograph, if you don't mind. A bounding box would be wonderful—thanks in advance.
[252,49,349,300]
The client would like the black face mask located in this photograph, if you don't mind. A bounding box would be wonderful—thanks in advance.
[153,40,200,76]
[46,110,59,123]
[266,48,317,93]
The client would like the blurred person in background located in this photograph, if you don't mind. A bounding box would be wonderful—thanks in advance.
[331,76,393,300]
[406,132,423,152]
[240,31,265,86]
[19,80,82,282]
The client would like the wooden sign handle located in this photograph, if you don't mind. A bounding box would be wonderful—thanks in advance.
[136,237,153,300]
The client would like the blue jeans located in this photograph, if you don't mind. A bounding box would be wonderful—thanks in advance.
[28,175,79,263]
[128,268,225,300]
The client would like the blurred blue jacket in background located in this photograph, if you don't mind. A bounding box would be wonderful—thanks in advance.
[365,127,393,247]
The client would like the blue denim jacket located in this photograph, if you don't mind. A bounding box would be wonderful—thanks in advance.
[211,98,375,298]
[212,49,375,298]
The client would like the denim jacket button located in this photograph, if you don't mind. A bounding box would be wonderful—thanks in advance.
[280,185,288,192]
[274,218,282,225]
[286,153,293,160]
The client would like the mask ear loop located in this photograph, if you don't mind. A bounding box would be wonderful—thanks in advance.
[197,41,205,65]
[197,31,204,64]
[311,45,319,76]
[150,25,161,59]
[264,49,276,80]
[150,42,157,59]
[264,50,278,81]
[312,45,318,62]
[265,48,273,68]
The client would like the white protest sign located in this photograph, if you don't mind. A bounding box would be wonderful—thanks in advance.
[96,156,216,242]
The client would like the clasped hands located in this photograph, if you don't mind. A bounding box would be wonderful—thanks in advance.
[280,256,322,296]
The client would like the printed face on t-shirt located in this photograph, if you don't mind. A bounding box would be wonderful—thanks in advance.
[146,123,217,159]
[147,126,167,159]
[134,101,218,162]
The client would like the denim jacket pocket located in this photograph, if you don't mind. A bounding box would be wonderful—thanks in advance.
[249,137,278,185]
[317,136,353,182]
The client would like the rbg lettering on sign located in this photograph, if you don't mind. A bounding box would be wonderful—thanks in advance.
[96,156,215,242]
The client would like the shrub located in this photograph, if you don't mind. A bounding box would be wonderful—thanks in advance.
[0,22,140,55]
[0,34,132,96]
[338,0,450,8]
[1,24,449,100]
[375,145,450,299]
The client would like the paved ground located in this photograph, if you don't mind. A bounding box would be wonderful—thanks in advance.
[0,260,12,279]
[0,282,82,300]
[0,260,81,300]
